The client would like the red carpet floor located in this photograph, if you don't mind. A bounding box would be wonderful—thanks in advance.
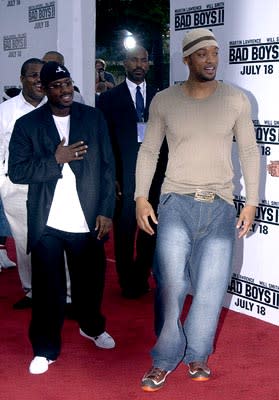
[0,238,278,400]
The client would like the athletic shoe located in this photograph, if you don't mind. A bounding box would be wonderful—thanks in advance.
[29,356,55,374]
[188,361,211,381]
[79,328,115,349]
[141,367,171,392]
[0,249,16,269]
[13,296,32,309]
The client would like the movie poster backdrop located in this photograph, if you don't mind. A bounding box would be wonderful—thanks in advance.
[0,0,95,105]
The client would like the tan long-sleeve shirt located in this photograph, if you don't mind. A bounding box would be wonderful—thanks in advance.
[135,81,260,206]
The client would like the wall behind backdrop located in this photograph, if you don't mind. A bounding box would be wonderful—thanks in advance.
[0,0,95,106]
[170,0,279,325]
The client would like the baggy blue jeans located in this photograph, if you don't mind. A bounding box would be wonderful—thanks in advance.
[151,193,236,371]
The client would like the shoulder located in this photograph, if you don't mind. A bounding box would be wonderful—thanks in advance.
[218,81,247,99]
[0,94,21,113]
[98,82,127,103]
[14,103,48,126]
[108,81,126,94]
[151,84,182,105]
[71,101,106,121]
[217,81,251,108]
[157,84,181,97]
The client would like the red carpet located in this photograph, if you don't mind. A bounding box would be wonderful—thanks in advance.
[0,237,278,400]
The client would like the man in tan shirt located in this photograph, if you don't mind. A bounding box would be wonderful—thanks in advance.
[135,28,260,392]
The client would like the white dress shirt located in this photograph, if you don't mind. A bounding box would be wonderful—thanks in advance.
[125,78,146,109]
[0,91,47,178]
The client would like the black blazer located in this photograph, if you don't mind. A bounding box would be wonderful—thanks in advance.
[8,102,115,252]
[98,81,159,196]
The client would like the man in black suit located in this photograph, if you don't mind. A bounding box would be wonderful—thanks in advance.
[8,62,116,374]
[98,46,167,299]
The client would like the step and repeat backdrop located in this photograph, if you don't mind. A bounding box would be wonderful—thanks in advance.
[0,0,95,105]
[1,0,278,325]
[0,0,57,96]
[170,0,279,325]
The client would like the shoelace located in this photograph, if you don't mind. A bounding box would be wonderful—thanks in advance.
[146,367,166,380]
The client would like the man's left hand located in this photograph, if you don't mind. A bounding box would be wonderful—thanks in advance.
[236,205,256,238]
[95,215,112,239]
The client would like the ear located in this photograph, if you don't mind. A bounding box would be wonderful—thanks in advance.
[183,56,189,65]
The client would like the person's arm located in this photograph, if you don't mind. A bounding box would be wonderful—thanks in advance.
[95,109,116,221]
[93,109,115,240]
[0,105,8,179]
[8,115,89,185]
[135,94,166,235]
[233,91,260,237]
[236,205,256,238]
[8,117,61,184]
[104,71,115,88]
[136,197,157,235]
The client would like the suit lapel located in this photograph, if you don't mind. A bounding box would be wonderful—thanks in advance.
[68,103,82,145]
[122,82,138,119]
[40,103,61,149]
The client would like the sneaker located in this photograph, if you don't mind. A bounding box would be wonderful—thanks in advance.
[29,356,55,374]
[79,328,115,349]
[0,249,16,269]
[141,367,171,392]
[13,296,32,309]
[188,361,211,381]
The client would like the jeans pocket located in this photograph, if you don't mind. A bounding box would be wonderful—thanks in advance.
[160,193,172,205]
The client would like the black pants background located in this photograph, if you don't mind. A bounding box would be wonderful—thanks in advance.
[114,139,168,294]
[113,194,156,292]
[29,227,106,360]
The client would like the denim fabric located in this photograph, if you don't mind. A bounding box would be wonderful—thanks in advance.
[0,198,11,236]
[151,193,236,370]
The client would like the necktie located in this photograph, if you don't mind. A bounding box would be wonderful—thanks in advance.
[136,85,144,122]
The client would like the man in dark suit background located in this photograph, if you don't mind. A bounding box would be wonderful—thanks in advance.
[8,62,116,374]
[98,46,167,299]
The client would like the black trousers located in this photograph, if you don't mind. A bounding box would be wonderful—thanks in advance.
[29,227,106,360]
[113,194,156,291]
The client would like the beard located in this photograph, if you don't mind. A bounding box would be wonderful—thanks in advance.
[196,73,216,82]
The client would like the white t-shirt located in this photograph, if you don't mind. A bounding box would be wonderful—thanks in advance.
[46,115,89,233]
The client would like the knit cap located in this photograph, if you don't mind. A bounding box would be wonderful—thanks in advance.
[40,61,70,87]
[182,28,218,57]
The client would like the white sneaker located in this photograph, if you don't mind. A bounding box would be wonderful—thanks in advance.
[79,328,115,349]
[29,356,55,374]
[0,249,16,269]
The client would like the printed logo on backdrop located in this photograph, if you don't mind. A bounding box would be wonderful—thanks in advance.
[29,1,55,29]
[174,2,224,31]
[233,118,279,186]
[253,119,279,160]
[6,0,21,6]
[229,35,279,76]
[3,33,26,58]
[228,273,279,317]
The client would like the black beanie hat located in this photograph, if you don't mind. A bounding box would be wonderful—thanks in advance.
[40,61,70,87]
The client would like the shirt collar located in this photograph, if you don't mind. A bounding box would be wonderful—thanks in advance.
[126,78,145,91]
[19,91,47,108]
